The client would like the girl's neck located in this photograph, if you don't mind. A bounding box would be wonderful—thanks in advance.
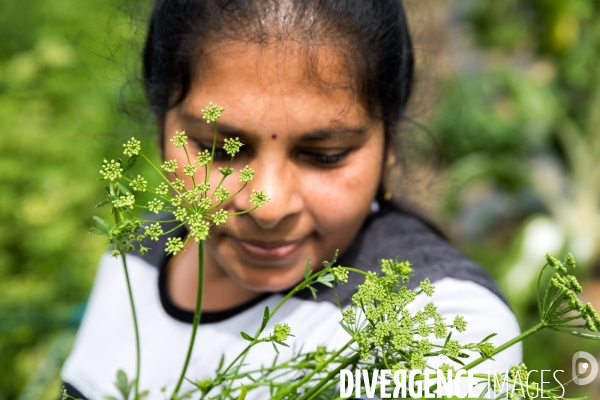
[166,240,262,312]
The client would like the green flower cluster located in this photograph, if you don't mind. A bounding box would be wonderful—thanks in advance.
[348,258,469,367]
[271,323,292,342]
[95,103,268,259]
[201,102,225,123]
[542,253,600,332]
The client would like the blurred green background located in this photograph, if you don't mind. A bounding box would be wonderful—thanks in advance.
[0,0,598,398]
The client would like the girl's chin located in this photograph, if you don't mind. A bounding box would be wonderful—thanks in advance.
[227,263,308,293]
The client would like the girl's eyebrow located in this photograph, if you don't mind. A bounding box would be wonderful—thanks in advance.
[182,111,366,140]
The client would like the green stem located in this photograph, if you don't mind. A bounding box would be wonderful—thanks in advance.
[171,241,205,399]
[462,322,545,371]
[120,252,141,399]
[275,340,354,400]
[299,353,359,400]
[113,210,141,400]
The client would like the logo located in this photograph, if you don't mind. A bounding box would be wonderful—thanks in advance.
[572,351,598,385]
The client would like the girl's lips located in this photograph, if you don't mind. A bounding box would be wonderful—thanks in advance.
[230,237,306,264]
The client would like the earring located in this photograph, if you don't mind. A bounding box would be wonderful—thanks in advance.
[370,199,380,214]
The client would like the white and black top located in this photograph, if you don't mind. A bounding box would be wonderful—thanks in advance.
[61,202,521,399]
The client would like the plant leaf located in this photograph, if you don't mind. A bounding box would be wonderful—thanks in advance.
[479,333,497,343]
[90,227,108,236]
[93,216,110,233]
[115,370,132,400]
[272,342,279,354]
[118,183,131,195]
[237,385,247,400]
[123,154,138,172]
[308,286,318,300]
[303,258,312,279]
[96,198,110,208]
[240,331,254,341]
[447,356,465,366]
[260,306,270,332]
[217,354,225,372]
[444,332,452,346]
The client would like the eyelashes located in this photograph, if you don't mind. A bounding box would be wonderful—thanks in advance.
[190,138,350,166]
[301,151,349,165]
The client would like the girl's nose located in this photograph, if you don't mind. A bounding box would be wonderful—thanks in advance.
[233,158,304,230]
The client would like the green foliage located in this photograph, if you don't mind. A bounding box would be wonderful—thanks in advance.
[0,1,154,398]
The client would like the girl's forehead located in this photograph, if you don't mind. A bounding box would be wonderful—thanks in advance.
[183,41,369,129]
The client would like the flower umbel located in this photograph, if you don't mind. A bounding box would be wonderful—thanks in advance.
[170,131,188,148]
[239,165,255,183]
[123,137,141,156]
[201,102,224,123]
[100,159,123,181]
[223,137,243,156]
[250,190,268,207]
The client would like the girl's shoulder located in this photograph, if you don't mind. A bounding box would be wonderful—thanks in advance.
[295,199,509,307]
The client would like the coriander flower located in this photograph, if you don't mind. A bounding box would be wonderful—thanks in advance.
[171,195,183,207]
[201,102,224,123]
[250,189,268,207]
[420,278,435,296]
[453,315,468,332]
[183,164,197,176]
[166,237,184,255]
[546,253,567,274]
[433,321,447,339]
[174,207,187,222]
[111,249,121,258]
[214,187,230,202]
[170,131,187,148]
[477,342,495,358]
[100,159,123,181]
[271,323,292,342]
[161,159,178,173]
[172,178,185,192]
[145,223,163,241]
[439,363,454,375]
[196,150,211,167]
[195,182,210,194]
[212,209,228,226]
[424,302,437,317]
[148,198,164,214]
[183,190,198,203]
[219,167,233,176]
[342,308,356,325]
[155,182,169,197]
[223,137,243,156]
[123,137,141,156]
[331,267,349,283]
[114,193,135,211]
[130,175,148,192]
[197,197,211,211]
[190,220,210,242]
[239,165,255,183]
[443,340,462,358]
[566,253,576,269]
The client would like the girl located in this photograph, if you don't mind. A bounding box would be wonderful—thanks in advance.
[61,0,521,398]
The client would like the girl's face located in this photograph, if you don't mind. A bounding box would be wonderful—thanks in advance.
[163,42,385,291]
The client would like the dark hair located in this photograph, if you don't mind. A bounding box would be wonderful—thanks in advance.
[142,0,414,146]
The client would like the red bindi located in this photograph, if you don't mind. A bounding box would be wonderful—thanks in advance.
[271,134,277,140]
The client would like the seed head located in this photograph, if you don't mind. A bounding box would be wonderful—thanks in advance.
[100,159,123,181]
[123,137,141,156]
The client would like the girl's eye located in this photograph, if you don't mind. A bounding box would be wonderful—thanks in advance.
[192,141,230,160]
[300,150,349,166]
